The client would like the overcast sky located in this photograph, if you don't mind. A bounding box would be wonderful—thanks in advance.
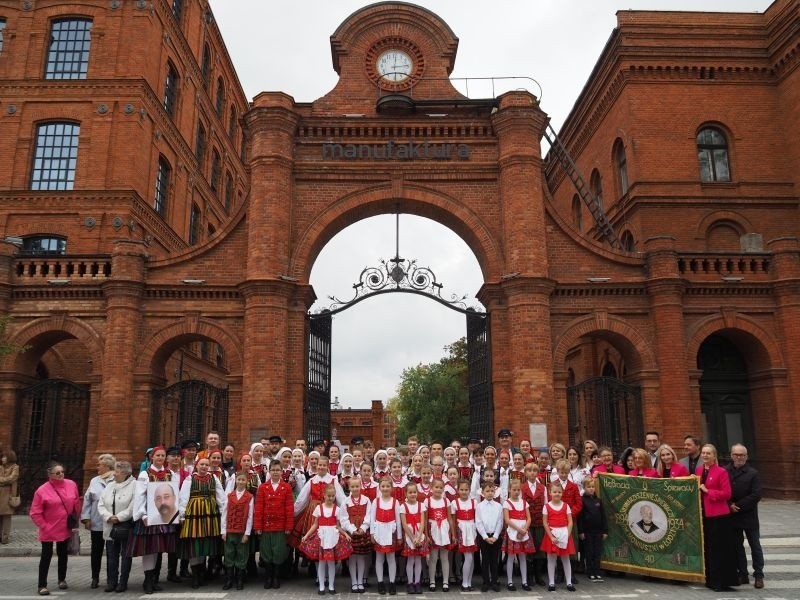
[209,0,771,409]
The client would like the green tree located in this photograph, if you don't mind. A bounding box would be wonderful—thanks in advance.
[388,337,469,443]
[0,314,27,359]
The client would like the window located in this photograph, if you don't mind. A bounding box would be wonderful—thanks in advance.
[22,236,66,255]
[215,77,224,116]
[0,19,6,53]
[224,172,233,211]
[163,62,179,117]
[216,344,225,369]
[154,156,171,217]
[697,127,730,182]
[188,204,201,245]
[571,194,582,232]
[172,0,183,21]
[228,106,237,140]
[210,149,221,192]
[590,169,603,208]
[195,122,207,165]
[45,18,92,80]
[620,230,635,252]
[614,139,629,196]
[201,43,211,87]
[31,122,80,190]
[240,135,246,162]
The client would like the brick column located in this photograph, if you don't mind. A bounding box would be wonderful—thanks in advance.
[97,240,148,458]
[490,92,557,441]
[643,236,693,444]
[765,237,800,489]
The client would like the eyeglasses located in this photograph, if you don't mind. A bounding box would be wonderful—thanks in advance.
[50,470,65,475]
[731,453,747,457]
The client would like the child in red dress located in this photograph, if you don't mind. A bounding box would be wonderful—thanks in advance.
[400,482,428,594]
[450,479,478,591]
[338,477,372,593]
[300,484,353,595]
[540,481,576,592]
[503,478,535,591]
[370,478,401,595]
[426,479,454,592]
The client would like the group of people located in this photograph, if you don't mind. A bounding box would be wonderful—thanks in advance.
[15,428,765,595]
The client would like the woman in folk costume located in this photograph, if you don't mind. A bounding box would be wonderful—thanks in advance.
[509,452,527,485]
[177,457,226,588]
[443,447,458,471]
[208,450,229,492]
[290,455,346,549]
[338,453,357,493]
[291,449,309,499]
[276,447,305,497]
[521,462,549,586]
[373,450,390,483]
[305,451,321,480]
[237,453,261,496]
[339,477,373,593]
[249,443,267,484]
[359,462,379,502]
[389,459,408,503]
[300,484,353,595]
[407,453,424,485]
[128,446,178,595]
[456,447,473,482]
[327,445,341,478]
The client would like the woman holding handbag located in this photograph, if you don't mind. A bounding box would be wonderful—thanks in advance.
[29,462,81,596]
[0,449,20,544]
[98,461,136,593]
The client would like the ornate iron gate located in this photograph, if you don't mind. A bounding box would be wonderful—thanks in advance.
[566,376,642,451]
[13,379,90,509]
[150,380,229,445]
[305,312,332,443]
[466,310,492,443]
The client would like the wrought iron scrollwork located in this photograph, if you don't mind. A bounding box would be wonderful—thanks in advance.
[320,255,482,315]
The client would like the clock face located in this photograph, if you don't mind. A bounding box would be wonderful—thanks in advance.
[376,50,413,82]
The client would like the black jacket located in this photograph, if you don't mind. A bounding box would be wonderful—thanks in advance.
[726,462,761,530]
[578,494,608,535]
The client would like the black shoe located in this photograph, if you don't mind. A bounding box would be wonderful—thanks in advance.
[481,584,490,592]
[389,582,397,595]
[191,567,202,589]
[377,581,386,595]
[223,568,234,591]
[492,583,500,592]
[236,569,245,591]
[713,586,736,592]
[142,571,154,595]
[166,571,181,583]
[522,583,532,591]
[328,589,336,594]
[104,581,116,592]
[319,590,327,596]
[91,579,99,589]
[548,584,556,592]
[507,582,517,591]
[567,584,576,592]
[114,583,127,593]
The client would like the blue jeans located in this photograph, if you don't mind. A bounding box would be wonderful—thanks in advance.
[106,538,132,585]
[734,526,764,579]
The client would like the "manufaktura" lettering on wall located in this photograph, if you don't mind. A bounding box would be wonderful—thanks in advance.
[321,140,471,160]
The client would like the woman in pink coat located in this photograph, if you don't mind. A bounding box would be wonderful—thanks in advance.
[696,444,737,592]
[29,462,81,596]
[655,444,689,478]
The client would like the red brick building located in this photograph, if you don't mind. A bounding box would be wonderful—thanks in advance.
[331,400,397,451]
[0,0,798,497]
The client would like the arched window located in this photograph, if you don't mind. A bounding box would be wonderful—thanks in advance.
[171,0,183,21]
[188,204,201,245]
[590,169,603,208]
[21,235,66,255]
[571,194,582,232]
[45,18,92,79]
[0,19,7,52]
[613,139,629,196]
[210,149,221,192]
[697,126,730,182]
[201,43,211,87]
[195,121,207,165]
[224,171,233,212]
[228,106,237,140]
[163,62,179,117]
[620,230,635,252]
[215,77,225,116]
[601,362,618,379]
[31,122,80,190]
[154,156,171,217]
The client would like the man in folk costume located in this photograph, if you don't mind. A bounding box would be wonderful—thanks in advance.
[254,460,295,590]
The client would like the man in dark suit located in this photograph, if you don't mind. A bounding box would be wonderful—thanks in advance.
[727,444,764,589]
[679,435,702,474]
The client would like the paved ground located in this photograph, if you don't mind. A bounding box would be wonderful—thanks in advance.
[2,499,798,599]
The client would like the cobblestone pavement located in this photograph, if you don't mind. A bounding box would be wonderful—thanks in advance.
[2,499,798,599]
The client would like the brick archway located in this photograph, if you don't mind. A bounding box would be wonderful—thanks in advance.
[686,313,783,373]
[1,316,104,375]
[136,317,244,378]
[553,313,658,375]
[289,182,504,283]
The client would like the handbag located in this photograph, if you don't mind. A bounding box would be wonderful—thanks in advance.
[50,482,79,529]
[8,481,20,509]
[67,529,81,555]
[109,489,132,542]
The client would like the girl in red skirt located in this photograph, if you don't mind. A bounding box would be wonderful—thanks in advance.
[502,478,535,591]
[540,481,576,592]
[400,482,428,594]
[426,478,454,592]
[451,479,478,591]
[339,477,372,593]
[300,484,353,595]
[370,478,401,595]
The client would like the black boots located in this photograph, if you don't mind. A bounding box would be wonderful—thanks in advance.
[191,565,206,589]
[264,563,273,589]
[142,571,154,595]
[223,568,235,590]
[236,568,245,591]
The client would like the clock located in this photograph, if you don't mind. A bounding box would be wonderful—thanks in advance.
[376,50,413,82]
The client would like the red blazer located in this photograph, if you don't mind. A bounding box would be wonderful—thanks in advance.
[660,462,690,478]
[592,464,625,476]
[254,480,294,532]
[695,464,731,518]
[629,468,659,478]
[521,480,547,528]
[555,478,582,517]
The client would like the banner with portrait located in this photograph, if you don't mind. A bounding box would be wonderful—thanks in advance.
[146,479,180,526]
[597,474,705,583]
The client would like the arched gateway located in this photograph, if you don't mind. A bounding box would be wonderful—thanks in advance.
[1,1,798,495]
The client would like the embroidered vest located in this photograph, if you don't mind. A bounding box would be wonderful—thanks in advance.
[226,490,253,533]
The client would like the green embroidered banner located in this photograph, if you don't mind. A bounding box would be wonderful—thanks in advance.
[598,474,705,583]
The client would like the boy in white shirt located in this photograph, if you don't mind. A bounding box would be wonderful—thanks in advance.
[475,481,503,592]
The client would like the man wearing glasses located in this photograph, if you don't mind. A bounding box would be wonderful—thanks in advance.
[726,444,764,590]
